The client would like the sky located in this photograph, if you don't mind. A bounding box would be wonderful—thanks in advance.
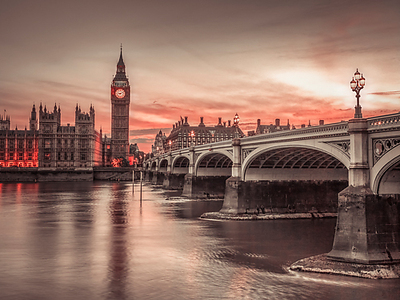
[0,0,399,152]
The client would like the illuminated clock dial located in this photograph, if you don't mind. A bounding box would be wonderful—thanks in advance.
[115,89,125,98]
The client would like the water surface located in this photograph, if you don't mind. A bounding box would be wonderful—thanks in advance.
[0,182,399,299]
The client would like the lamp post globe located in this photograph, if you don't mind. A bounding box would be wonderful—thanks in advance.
[190,130,195,146]
[233,113,240,138]
[350,68,365,119]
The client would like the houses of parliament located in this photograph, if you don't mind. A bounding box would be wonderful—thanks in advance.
[0,48,131,170]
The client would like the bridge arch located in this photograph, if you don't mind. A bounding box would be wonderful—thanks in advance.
[150,161,157,171]
[159,158,168,172]
[371,146,400,194]
[243,143,349,181]
[171,155,190,174]
[195,150,233,176]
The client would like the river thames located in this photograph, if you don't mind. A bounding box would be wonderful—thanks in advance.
[0,182,399,300]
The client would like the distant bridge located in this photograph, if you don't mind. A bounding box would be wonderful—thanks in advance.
[144,112,400,265]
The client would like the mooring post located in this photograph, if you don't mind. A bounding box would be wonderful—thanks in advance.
[140,170,143,207]
[132,170,135,194]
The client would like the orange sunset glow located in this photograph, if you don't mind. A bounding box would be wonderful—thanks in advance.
[0,0,399,152]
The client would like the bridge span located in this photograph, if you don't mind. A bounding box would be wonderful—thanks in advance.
[144,113,400,265]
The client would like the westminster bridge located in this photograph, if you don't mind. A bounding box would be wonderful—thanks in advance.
[144,113,400,265]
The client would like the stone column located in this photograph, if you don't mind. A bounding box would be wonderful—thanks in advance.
[163,153,173,188]
[348,119,369,187]
[151,157,160,185]
[188,146,195,176]
[232,138,242,178]
[220,138,246,214]
[182,146,195,197]
[328,118,400,264]
[167,153,172,173]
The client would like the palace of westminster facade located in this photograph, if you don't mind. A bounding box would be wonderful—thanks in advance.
[0,48,131,169]
[0,48,298,169]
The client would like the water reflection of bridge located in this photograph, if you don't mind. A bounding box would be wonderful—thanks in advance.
[144,113,400,266]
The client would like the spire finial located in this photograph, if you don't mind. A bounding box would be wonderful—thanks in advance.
[117,44,125,67]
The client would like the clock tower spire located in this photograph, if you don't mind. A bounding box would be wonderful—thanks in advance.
[111,45,130,161]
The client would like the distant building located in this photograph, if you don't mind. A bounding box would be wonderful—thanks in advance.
[0,103,103,169]
[252,118,325,135]
[37,103,102,170]
[0,106,38,167]
[0,114,11,130]
[256,118,291,135]
[152,130,167,154]
[0,47,136,170]
[161,116,244,152]
[130,143,144,166]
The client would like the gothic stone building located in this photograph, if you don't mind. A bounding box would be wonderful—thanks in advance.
[0,103,102,170]
[0,107,38,167]
[38,103,102,170]
[160,116,244,153]
[0,48,132,170]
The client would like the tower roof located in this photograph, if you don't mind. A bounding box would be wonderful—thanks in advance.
[117,45,125,67]
[113,45,128,82]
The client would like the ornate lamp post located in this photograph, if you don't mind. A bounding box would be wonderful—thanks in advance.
[168,140,172,152]
[233,113,240,138]
[350,68,366,118]
[190,130,195,147]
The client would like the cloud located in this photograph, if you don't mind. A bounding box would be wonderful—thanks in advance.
[130,128,171,136]
[1,0,400,153]
[369,91,400,97]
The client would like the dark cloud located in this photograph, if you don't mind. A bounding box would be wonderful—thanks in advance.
[130,128,171,136]
[369,91,400,97]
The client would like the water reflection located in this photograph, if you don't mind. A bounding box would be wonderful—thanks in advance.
[160,198,223,219]
[108,183,129,299]
[0,182,399,300]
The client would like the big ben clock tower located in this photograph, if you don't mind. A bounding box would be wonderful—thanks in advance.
[111,46,130,160]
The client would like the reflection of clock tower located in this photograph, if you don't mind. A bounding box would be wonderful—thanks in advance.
[111,46,130,160]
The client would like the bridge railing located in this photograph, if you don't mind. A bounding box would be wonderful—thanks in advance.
[242,121,349,143]
[367,112,400,130]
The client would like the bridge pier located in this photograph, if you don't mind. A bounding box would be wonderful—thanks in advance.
[144,170,151,182]
[327,118,400,264]
[182,174,229,198]
[328,187,400,263]
[220,178,347,215]
[162,172,185,190]
[151,171,164,185]
[220,177,246,214]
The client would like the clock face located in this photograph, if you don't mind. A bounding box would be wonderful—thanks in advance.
[115,89,125,98]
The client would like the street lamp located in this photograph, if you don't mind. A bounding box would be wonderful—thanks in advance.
[190,130,195,146]
[350,68,366,118]
[233,113,240,138]
[168,140,172,152]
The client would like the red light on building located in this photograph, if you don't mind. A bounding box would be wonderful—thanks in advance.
[111,158,123,167]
